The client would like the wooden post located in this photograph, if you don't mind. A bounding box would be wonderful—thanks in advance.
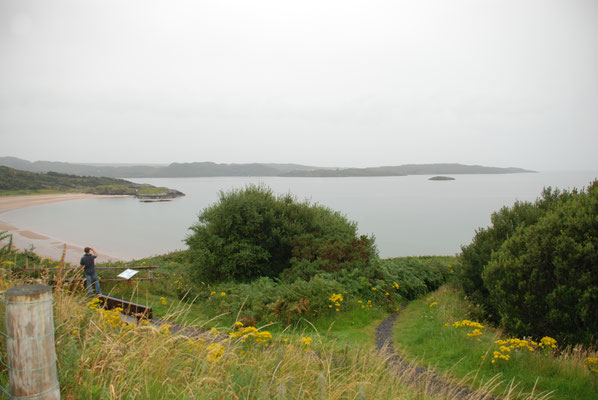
[4,284,60,399]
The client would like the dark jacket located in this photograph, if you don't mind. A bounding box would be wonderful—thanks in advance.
[80,253,97,275]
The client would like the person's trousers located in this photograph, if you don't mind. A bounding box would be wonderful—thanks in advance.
[84,271,102,296]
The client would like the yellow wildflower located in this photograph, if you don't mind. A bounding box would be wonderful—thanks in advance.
[299,337,312,346]
[467,329,483,337]
[206,343,225,363]
[86,297,101,310]
[158,324,171,335]
[539,336,557,349]
[585,357,598,373]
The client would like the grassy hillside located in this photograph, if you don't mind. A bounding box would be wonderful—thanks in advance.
[0,244,460,399]
[0,166,183,198]
[1,239,595,399]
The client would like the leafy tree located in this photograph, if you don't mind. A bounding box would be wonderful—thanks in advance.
[185,185,376,282]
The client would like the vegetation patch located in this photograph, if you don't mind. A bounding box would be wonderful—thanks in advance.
[186,184,376,283]
[393,286,598,400]
[460,180,598,345]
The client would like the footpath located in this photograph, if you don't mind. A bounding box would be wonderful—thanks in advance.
[375,304,498,400]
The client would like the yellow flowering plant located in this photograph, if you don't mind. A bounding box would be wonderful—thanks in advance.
[489,336,558,364]
[328,293,343,312]
[585,357,598,374]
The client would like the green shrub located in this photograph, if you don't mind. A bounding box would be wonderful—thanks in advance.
[197,276,346,324]
[459,187,575,321]
[482,181,598,345]
[185,185,376,283]
[460,202,544,320]
[191,257,454,325]
[376,258,451,300]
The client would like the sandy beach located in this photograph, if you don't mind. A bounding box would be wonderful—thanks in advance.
[0,194,127,264]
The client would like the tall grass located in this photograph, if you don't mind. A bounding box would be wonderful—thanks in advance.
[51,285,424,399]
[0,267,438,399]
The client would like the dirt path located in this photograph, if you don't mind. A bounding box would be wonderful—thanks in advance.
[375,304,498,400]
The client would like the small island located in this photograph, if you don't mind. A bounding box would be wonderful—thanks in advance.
[428,176,456,181]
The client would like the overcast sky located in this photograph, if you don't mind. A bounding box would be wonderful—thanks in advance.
[1,0,597,170]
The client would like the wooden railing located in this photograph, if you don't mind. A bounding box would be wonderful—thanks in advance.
[14,265,160,282]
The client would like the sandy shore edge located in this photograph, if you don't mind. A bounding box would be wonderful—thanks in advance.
[0,193,129,264]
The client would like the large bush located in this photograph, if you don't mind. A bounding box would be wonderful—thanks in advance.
[483,182,598,344]
[459,181,598,345]
[185,185,376,282]
[460,201,546,320]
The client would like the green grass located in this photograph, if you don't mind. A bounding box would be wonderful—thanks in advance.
[0,189,77,196]
[393,285,598,400]
[136,186,172,195]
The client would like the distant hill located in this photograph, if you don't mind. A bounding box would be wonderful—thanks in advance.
[280,164,535,177]
[0,157,323,178]
[0,157,535,178]
[281,168,406,177]
[0,166,184,198]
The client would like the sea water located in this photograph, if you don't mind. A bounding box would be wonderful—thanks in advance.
[2,172,596,260]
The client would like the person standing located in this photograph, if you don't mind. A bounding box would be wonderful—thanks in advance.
[80,247,102,296]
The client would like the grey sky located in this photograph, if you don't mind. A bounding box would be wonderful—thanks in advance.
[1,0,597,170]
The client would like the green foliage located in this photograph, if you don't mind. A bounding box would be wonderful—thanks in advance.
[483,181,598,345]
[203,276,346,324]
[459,180,598,345]
[86,184,137,195]
[136,186,172,195]
[375,257,452,300]
[185,256,454,325]
[186,185,376,283]
[0,231,13,259]
[460,201,545,320]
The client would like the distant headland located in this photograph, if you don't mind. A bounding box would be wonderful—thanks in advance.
[0,157,536,178]
[0,166,184,199]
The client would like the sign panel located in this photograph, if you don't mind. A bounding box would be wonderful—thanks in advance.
[117,268,139,280]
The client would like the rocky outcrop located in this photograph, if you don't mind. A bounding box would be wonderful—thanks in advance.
[428,176,455,181]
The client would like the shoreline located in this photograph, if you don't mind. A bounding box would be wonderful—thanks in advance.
[0,193,129,264]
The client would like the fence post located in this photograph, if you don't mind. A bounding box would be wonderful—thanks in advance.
[4,284,60,399]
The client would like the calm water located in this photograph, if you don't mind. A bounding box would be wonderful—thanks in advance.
[3,172,597,260]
